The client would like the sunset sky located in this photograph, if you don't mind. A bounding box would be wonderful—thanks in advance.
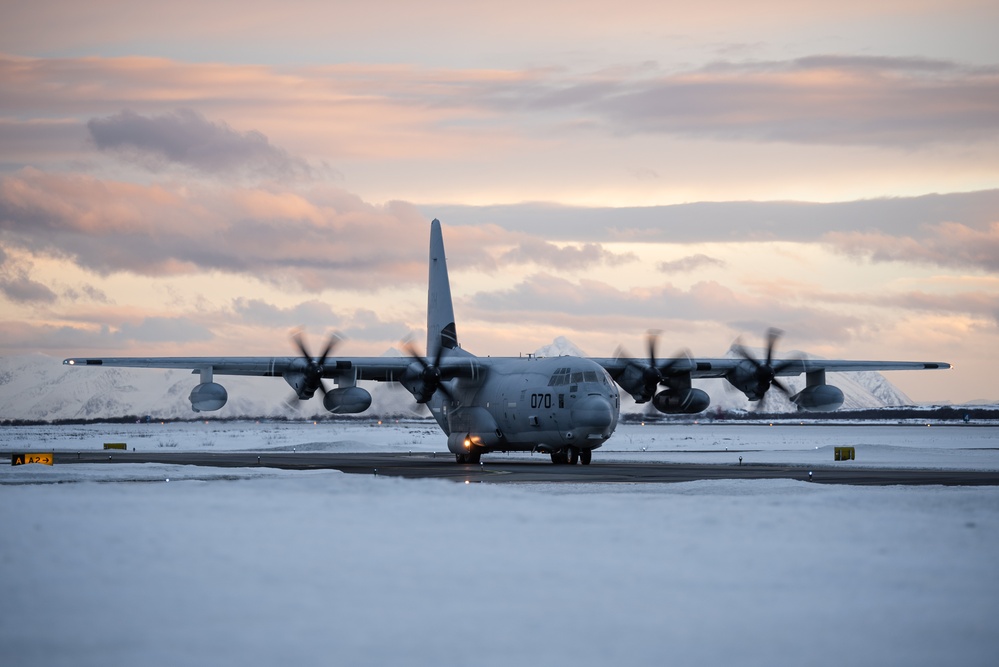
[1,1,997,403]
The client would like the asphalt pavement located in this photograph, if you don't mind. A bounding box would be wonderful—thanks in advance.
[47,450,999,486]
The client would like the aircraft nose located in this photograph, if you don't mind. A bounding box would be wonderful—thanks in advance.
[571,395,615,431]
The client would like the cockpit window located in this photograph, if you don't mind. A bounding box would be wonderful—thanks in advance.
[549,367,602,386]
[547,367,572,386]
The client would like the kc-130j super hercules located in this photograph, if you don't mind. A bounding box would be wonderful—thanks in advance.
[65,219,950,465]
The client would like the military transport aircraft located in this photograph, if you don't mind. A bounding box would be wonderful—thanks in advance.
[64,219,950,465]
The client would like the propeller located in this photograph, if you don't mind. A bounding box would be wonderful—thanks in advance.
[289,330,342,401]
[618,330,694,402]
[402,338,455,404]
[730,327,797,403]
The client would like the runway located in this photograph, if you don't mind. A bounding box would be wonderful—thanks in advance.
[52,450,999,486]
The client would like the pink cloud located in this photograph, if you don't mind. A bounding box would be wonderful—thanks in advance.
[0,167,427,288]
[499,240,637,269]
[467,273,864,344]
[5,53,995,161]
[824,221,999,273]
[0,167,623,294]
[87,109,315,179]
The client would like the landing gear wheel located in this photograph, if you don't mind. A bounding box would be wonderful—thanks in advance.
[566,446,579,465]
[550,451,568,464]
[580,449,592,465]
[456,450,481,464]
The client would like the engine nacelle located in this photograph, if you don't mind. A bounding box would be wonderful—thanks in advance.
[322,386,372,414]
[652,388,710,414]
[447,430,502,454]
[446,407,503,453]
[725,363,769,401]
[791,384,844,412]
[447,433,469,454]
[189,382,228,412]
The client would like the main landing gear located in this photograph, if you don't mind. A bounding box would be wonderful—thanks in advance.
[550,446,591,465]
[454,447,593,465]
[455,450,481,464]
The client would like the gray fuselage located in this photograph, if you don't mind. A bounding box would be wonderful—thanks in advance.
[431,354,620,456]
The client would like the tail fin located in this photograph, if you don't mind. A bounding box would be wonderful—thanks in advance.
[427,219,458,356]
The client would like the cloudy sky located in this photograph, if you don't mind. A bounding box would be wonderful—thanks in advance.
[1,0,997,403]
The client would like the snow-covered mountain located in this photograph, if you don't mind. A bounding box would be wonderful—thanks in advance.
[534,336,588,358]
[1,341,916,421]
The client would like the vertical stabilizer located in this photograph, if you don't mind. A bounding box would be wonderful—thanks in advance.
[427,219,458,356]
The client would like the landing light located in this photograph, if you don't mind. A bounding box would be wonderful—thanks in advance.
[464,437,472,449]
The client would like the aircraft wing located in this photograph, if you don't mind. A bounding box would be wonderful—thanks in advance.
[62,356,415,382]
[763,359,952,376]
[592,357,951,380]
[62,352,487,414]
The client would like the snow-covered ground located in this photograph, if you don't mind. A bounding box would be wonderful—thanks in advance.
[2,422,998,666]
[3,420,998,469]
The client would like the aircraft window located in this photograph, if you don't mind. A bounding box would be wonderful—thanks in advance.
[548,368,571,386]
[583,371,598,382]
[571,372,584,383]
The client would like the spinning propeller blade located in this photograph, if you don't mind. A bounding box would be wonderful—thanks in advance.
[732,328,797,402]
[403,338,455,404]
[618,330,694,402]
[289,330,342,401]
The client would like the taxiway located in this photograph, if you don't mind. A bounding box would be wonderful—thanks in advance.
[51,450,999,486]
